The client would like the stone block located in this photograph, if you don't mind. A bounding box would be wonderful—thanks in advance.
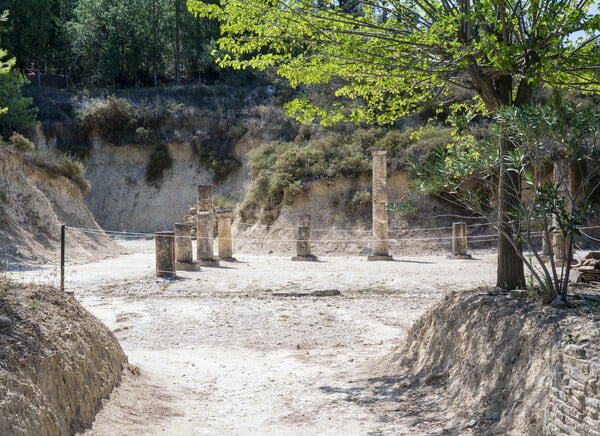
[175,261,202,271]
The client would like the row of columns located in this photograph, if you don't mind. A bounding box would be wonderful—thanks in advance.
[157,149,479,276]
[156,185,235,277]
[158,214,474,275]
[158,146,575,275]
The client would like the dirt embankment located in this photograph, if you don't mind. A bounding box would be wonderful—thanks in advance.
[373,291,595,435]
[0,282,127,435]
[0,148,117,264]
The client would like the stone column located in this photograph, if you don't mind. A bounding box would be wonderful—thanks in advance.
[196,184,218,266]
[197,184,213,212]
[451,222,471,259]
[155,231,176,278]
[196,211,219,266]
[216,210,235,261]
[368,148,393,261]
[292,214,318,261]
[174,223,201,271]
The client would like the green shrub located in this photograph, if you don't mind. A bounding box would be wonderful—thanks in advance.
[282,180,305,204]
[241,123,455,222]
[349,190,371,210]
[9,133,35,153]
[30,151,90,192]
[77,96,133,141]
[55,157,89,191]
[134,127,158,144]
[146,145,173,183]
[213,195,237,210]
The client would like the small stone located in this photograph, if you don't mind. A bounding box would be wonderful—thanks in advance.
[0,315,13,330]
[359,246,373,256]
[466,419,477,428]
[510,289,527,299]
[424,372,448,384]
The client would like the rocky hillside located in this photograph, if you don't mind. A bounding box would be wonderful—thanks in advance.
[0,145,117,264]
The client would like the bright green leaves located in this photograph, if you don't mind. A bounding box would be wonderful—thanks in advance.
[188,0,599,124]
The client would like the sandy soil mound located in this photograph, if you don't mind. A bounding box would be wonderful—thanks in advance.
[0,281,127,436]
[375,291,564,435]
[0,148,118,264]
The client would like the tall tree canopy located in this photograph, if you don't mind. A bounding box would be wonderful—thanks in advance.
[69,0,221,86]
[189,0,600,289]
[188,0,600,120]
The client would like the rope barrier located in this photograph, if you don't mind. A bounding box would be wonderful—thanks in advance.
[580,230,600,243]
[235,220,495,233]
[66,224,504,244]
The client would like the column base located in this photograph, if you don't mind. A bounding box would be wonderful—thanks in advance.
[291,255,319,261]
[197,258,220,267]
[156,271,176,278]
[367,255,394,261]
[447,254,473,260]
[219,257,237,262]
[176,261,202,271]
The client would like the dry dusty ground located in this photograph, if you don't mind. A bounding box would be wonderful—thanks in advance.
[12,239,499,435]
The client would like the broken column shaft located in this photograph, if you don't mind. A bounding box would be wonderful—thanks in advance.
[174,223,200,271]
[216,210,235,261]
[196,211,219,266]
[368,148,393,261]
[197,184,213,211]
[196,184,218,266]
[155,231,175,278]
[292,214,317,261]
[451,222,471,259]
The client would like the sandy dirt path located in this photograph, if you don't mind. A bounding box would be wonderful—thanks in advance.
[13,240,498,435]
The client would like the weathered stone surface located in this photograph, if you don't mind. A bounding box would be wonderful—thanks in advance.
[196,184,213,211]
[0,315,13,330]
[452,222,469,257]
[174,223,193,263]
[370,148,391,259]
[155,231,175,278]
[196,211,217,264]
[216,210,235,260]
[293,214,316,260]
[545,345,600,436]
[175,261,202,271]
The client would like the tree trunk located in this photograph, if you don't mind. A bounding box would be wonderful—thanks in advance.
[496,135,526,289]
[495,74,525,290]
[175,0,181,85]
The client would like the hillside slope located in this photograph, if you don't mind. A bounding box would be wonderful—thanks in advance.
[0,147,117,264]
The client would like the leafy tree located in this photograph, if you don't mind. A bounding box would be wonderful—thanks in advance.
[411,103,600,303]
[70,0,150,86]
[0,11,36,134]
[0,0,76,83]
[0,10,13,85]
[189,0,600,289]
[68,0,221,86]
[0,1,53,72]
[0,70,37,134]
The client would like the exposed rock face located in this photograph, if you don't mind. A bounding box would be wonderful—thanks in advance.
[0,283,127,435]
[82,140,248,232]
[0,148,117,264]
